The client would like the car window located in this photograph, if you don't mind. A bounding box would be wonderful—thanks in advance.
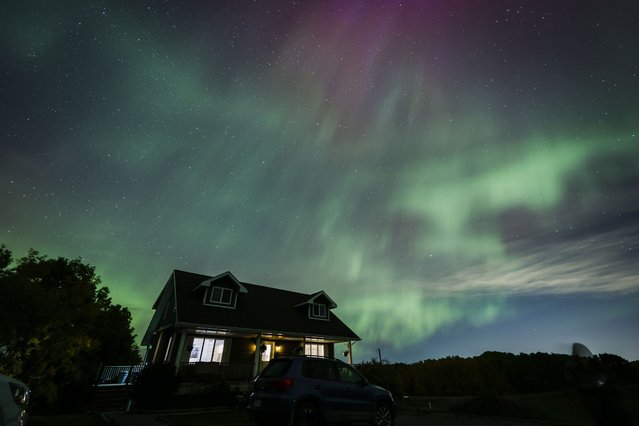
[261,359,292,378]
[336,363,365,384]
[302,360,338,381]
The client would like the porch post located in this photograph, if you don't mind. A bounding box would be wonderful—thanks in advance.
[252,333,262,377]
[347,341,353,365]
[173,332,185,371]
[151,332,164,364]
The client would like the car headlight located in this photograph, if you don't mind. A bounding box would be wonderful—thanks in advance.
[9,382,30,407]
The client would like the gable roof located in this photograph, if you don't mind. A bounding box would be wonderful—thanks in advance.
[294,291,338,309]
[158,269,359,341]
[195,270,248,293]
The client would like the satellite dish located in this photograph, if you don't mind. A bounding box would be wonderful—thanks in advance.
[572,342,594,358]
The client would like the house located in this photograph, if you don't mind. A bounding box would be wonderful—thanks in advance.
[141,270,360,382]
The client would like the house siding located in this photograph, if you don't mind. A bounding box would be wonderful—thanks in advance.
[228,336,256,363]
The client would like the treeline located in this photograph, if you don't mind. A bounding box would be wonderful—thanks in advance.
[357,351,639,397]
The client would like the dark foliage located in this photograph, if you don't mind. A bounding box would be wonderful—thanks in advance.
[598,353,639,385]
[0,244,141,413]
[357,351,639,397]
[131,364,179,410]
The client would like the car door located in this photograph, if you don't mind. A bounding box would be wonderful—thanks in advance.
[333,362,376,422]
[301,360,344,422]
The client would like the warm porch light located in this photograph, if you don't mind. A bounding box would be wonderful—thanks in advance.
[275,345,282,353]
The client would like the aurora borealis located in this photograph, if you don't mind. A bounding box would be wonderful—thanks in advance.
[2,1,638,362]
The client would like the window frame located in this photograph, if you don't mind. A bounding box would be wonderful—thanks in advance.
[304,343,326,357]
[208,286,233,305]
[188,337,226,363]
[310,303,328,319]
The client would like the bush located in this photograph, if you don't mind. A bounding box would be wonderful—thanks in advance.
[132,364,179,410]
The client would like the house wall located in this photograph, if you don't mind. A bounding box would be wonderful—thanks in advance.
[170,334,260,366]
[158,292,177,329]
[149,330,347,384]
[153,330,339,366]
[228,337,337,359]
[228,336,257,362]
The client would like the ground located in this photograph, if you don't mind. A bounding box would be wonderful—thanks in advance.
[28,385,639,426]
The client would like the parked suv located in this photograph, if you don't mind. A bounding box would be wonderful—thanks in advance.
[248,356,395,425]
[0,373,30,426]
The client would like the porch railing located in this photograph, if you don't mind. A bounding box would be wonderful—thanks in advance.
[177,361,254,382]
[96,364,145,386]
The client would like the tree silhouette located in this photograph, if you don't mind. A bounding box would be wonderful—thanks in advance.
[357,351,638,398]
[0,244,140,412]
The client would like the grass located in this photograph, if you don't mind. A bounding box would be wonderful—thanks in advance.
[397,384,639,425]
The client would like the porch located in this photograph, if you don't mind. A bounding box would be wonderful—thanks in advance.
[95,361,254,386]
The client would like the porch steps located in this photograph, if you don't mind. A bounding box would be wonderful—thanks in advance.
[90,385,132,412]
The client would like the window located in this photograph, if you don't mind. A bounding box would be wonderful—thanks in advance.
[302,360,338,381]
[210,287,233,305]
[189,337,225,363]
[304,343,325,357]
[311,303,327,319]
[336,363,365,384]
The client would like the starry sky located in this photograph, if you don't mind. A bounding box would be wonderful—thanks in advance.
[2,0,638,363]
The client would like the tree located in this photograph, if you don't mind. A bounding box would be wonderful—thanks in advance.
[0,244,140,412]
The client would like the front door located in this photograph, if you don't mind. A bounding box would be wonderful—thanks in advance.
[259,341,274,372]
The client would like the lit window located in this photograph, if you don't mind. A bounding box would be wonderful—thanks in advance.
[311,303,327,318]
[304,343,325,357]
[210,287,233,305]
[189,337,225,363]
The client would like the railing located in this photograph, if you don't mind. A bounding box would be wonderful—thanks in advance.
[96,364,145,386]
[177,361,254,382]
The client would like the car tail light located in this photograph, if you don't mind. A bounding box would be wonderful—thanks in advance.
[272,377,294,391]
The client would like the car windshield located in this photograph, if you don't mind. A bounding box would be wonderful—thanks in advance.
[261,359,292,378]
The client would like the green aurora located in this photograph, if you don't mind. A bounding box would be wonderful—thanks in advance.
[2,1,638,361]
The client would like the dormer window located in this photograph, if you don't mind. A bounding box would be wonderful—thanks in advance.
[196,272,247,309]
[210,287,232,305]
[311,303,328,319]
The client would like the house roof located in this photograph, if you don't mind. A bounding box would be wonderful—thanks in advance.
[294,291,338,309]
[161,269,360,342]
[194,271,249,294]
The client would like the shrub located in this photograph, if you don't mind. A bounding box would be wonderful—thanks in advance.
[132,364,178,410]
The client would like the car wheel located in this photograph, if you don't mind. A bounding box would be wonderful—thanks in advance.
[371,402,394,426]
[292,401,323,426]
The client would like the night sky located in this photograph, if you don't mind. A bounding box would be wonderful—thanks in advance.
[2,1,638,363]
